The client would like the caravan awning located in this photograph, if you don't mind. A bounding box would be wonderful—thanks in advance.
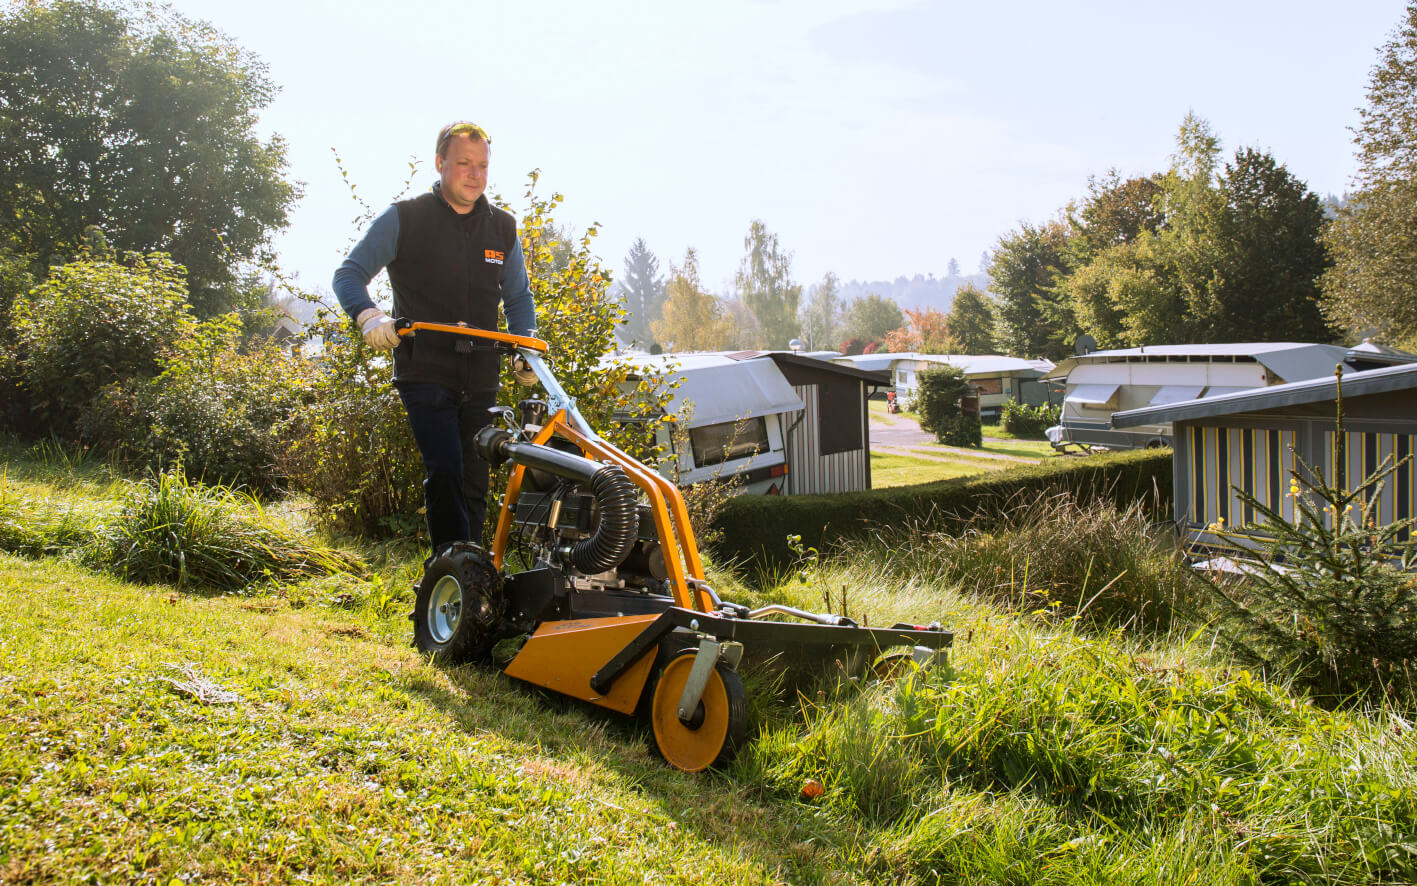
[1148,385,1205,406]
[1066,383,1119,408]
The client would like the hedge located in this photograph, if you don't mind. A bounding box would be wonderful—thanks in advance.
[708,450,1173,574]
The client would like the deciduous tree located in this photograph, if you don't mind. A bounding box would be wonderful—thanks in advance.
[989,219,1071,359]
[652,249,734,352]
[1322,2,1417,348]
[0,0,298,315]
[799,271,841,351]
[735,219,801,348]
[838,292,903,352]
[945,284,998,354]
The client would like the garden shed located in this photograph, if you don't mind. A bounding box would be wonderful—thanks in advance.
[1112,362,1417,551]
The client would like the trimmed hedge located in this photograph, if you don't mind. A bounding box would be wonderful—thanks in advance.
[709,450,1173,574]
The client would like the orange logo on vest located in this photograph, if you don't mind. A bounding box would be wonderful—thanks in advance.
[484,249,505,265]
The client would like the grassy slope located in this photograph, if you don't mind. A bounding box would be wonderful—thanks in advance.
[3,450,1415,884]
[0,553,855,884]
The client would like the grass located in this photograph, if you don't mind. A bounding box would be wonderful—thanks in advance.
[870,451,1005,487]
[3,445,1415,884]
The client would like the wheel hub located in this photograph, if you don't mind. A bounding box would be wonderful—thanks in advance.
[428,575,464,644]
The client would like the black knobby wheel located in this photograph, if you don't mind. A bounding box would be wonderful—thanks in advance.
[411,543,504,663]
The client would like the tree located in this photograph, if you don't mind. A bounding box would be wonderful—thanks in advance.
[838,292,903,351]
[618,237,664,346]
[946,257,961,278]
[799,271,841,351]
[989,219,1072,359]
[884,307,953,353]
[652,249,734,351]
[0,0,298,315]
[1208,148,1331,341]
[734,219,801,348]
[1323,2,1417,348]
[945,284,997,354]
[1069,170,1165,262]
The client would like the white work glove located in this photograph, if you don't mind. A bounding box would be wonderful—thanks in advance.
[356,308,400,351]
[512,354,538,387]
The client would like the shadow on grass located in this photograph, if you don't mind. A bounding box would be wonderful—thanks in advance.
[398,655,874,880]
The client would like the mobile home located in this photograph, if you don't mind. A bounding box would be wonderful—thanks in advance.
[1043,343,1361,452]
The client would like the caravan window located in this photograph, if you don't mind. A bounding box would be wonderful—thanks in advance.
[690,417,770,467]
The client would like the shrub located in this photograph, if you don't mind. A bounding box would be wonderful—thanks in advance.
[280,314,425,537]
[711,449,1172,574]
[13,250,195,439]
[936,413,982,447]
[1000,400,1060,438]
[0,247,37,434]
[1206,450,1417,707]
[916,366,980,447]
[84,317,313,495]
[91,469,358,592]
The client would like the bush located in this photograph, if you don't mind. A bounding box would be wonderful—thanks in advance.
[91,469,358,592]
[84,318,313,495]
[13,251,195,439]
[0,247,38,434]
[711,450,1172,574]
[280,314,425,537]
[1206,450,1417,707]
[1000,400,1060,438]
[916,366,980,447]
[936,413,982,447]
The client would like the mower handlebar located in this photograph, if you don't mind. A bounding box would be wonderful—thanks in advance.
[393,319,549,354]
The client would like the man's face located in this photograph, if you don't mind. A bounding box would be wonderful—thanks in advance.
[436,135,489,212]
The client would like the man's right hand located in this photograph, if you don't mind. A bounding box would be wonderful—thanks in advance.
[357,308,400,350]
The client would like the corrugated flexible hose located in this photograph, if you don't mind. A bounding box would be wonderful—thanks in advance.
[475,427,639,573]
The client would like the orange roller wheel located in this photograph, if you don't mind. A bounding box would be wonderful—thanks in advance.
[649,653,748,772]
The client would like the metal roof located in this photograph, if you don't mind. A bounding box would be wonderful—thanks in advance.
[1113,362,1417,427]
[614,353,804,426]
[1046,342,1354,382]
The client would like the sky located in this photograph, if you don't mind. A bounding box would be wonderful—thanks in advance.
[162,0,1407,302]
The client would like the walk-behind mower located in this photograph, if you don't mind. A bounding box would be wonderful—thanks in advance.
[397,321,953,772]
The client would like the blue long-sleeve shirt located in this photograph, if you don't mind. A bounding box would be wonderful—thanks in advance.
[332,202,537,336]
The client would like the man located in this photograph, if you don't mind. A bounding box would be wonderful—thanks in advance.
[333,121,536,553]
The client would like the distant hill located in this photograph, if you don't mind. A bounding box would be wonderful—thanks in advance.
[838,272,992,313]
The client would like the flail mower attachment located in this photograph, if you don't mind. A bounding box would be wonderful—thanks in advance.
[396,321,953,772]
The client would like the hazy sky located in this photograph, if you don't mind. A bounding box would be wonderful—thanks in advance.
[163,0,1405,301]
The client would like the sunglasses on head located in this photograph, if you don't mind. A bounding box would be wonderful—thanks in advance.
[437,122,491,154]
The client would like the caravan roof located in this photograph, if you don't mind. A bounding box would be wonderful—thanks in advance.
[1045,342,1352,383]
[615,354,804,426]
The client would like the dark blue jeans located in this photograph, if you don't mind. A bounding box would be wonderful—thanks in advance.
[397,383,499,552]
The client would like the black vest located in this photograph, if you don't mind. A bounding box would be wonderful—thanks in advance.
[387,187,518,391]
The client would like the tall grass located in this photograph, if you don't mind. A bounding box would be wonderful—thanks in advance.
[92,470,359,591]
[744,620,1417,884]
[849,490,1201,630]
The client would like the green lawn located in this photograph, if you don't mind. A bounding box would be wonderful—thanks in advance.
[3,449,1414,885]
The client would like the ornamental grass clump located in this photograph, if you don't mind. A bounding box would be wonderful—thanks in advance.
[93,469,359,592]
